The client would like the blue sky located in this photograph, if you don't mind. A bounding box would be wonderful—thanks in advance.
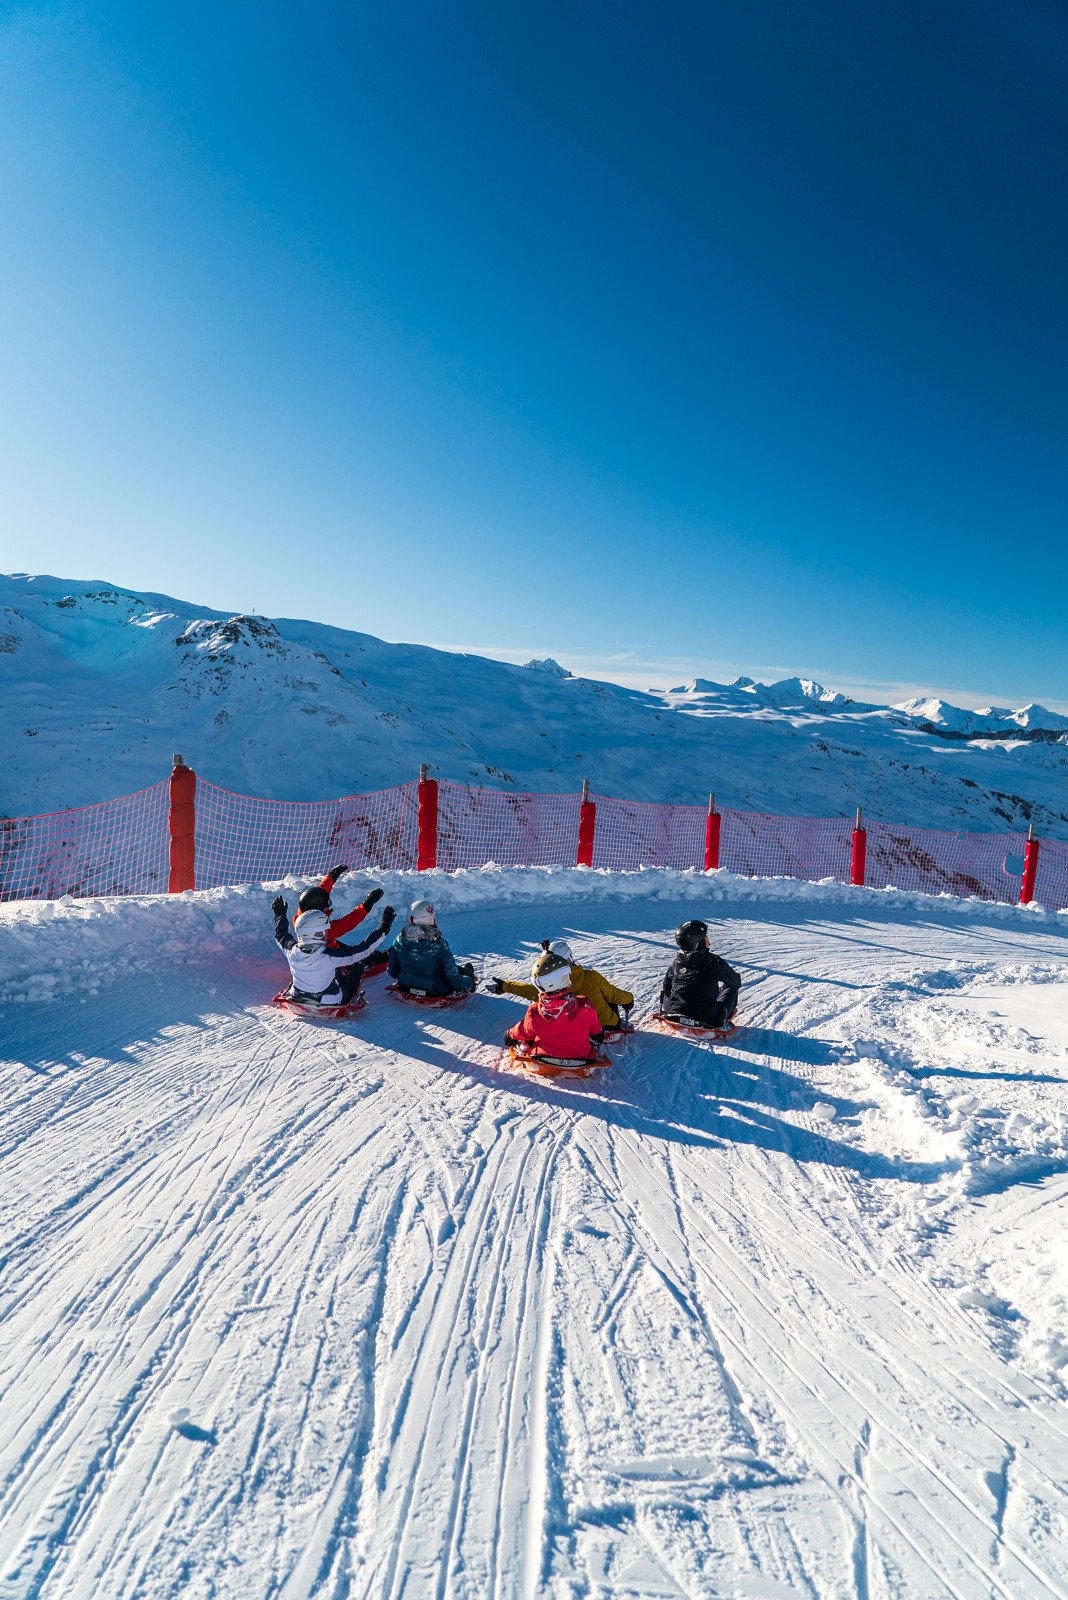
[1,0,1066,708]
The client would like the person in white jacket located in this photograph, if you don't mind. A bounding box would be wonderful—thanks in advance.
[272,895,396,1007]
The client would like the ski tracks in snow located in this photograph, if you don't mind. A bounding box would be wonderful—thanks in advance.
[1,903,1067,1598]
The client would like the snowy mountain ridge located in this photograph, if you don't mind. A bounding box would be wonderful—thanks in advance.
[892,694,1068,734]
[2,570,1067,839]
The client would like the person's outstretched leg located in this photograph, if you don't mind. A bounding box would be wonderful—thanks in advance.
[337,963,364,1005]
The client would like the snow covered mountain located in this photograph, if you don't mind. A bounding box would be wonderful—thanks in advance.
[3,571,1067,837]
[892,695,1068,734]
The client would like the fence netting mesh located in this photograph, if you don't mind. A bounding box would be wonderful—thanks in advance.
[591,794,707,871]
[0,781,170,902]
[864,821,1025,901]
[719,809,854,883]
[193,780,419,888]
[435,783,580,870]
[1034,838,1068,911]
[3,771,1067,911]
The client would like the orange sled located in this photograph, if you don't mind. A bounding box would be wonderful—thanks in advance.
[272,989,368,1021]
[647,1011,739,1041]
[385,983,471,1010]
[505,1043,612,1080]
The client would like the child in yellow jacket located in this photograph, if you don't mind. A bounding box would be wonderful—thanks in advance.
[488,939,633,1029]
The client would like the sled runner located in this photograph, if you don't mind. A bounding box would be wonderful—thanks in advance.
[272,989,368,1021]
[505,1042,612,1080]
[647,1011,739,1041]
[386,982,470,1010]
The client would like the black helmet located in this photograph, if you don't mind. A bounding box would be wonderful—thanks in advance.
[675,919,708,951]
[297,884,332,915]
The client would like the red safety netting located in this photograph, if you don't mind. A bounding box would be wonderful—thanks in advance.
[435,782,580,870]
[718,809,854,883]
[591,794,707,871]
[193,779,419,888]
[0,781,170,902]
[864,821,1025,903]
[4,769,1067,912]
[1034,838,1068,911]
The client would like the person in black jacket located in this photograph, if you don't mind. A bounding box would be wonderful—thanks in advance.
[659,919,741,1028]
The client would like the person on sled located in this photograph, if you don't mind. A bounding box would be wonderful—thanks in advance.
[659,919,741,1028]
[504,947,604,1061]
[386,900,476,996]
[296,863,385,941]
[488,939,633,1030]
[272,894,396,1008]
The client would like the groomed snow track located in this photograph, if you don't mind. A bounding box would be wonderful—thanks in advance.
[1,870,1067,1599]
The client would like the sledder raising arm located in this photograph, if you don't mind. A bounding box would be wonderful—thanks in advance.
[490,938,633,1028]
[503,947,604,1063]
[295,864,386,942]
[272,896,396,1008]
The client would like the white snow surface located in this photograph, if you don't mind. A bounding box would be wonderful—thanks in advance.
[2,868,1068,1598]
[3,572,1068,840]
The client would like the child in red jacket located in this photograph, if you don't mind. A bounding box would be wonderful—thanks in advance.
[297,864,384,942]
[505,948,603,1061]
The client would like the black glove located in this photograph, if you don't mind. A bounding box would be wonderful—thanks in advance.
[380,906,396,931]
[328,863,348,882]
[486,976,504,995]
[271,896,288,917]
[361,887,384,912]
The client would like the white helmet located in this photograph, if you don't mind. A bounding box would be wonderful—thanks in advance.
[542,938,573,963]
[531,948,572,993]
[294,908,329,950]
[409,899,437,926]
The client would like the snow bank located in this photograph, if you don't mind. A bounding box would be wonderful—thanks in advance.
[1,863,1062,1005]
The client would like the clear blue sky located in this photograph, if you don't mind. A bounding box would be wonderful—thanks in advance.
[1,0,1066,708]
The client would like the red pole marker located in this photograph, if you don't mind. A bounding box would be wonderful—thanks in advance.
[704,793,721,871]
[577,778,596,867]
[850,806,867,887]
[1020,826,1040,905]
[416,764,439,872]
[168,754,197,893]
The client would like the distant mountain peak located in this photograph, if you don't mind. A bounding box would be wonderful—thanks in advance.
[177,614,284,657]
[893,696,1068,734]
[522,657,572,678]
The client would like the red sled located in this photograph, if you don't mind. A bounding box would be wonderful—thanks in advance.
[648,1011,739,1041]
[271,989,368,1021]
[505,1043,612,1080]
[385,983,471,1010]
[362,957,388,979]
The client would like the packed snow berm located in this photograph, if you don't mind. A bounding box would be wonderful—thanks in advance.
[2,865,1067,1598]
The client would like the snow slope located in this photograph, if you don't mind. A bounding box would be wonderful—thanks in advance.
[3,572,1068,839]
[2,870,1067,1598]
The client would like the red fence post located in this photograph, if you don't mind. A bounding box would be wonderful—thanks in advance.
[704,792,721,871]
[417,763,439,871]
[1020,825,1040,905]
[850,806,867,887]
[168,754,197,893]
[576,778,596,867]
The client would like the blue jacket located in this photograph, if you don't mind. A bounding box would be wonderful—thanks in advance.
[387,923,474,995]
